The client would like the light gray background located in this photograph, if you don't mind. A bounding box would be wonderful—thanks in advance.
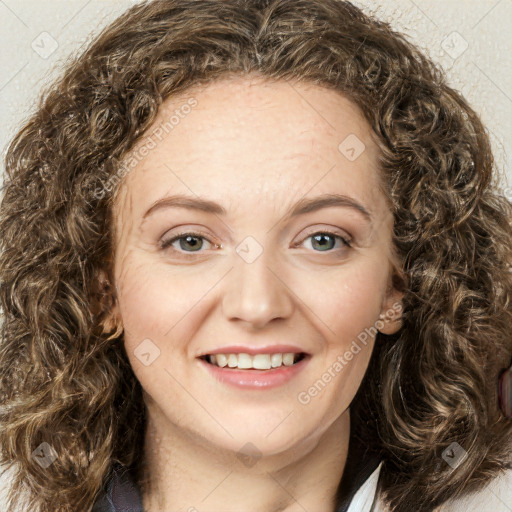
[0,0,511,508]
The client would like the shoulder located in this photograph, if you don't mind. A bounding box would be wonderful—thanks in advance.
[437,467,512,512]
[372,467,512,512]
[0,463,20,511]
[0,462,143,512]
[92,462,143,512]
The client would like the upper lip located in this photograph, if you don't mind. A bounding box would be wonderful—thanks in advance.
[197,344,309,357]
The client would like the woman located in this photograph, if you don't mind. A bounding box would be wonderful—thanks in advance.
[0,1,511,511]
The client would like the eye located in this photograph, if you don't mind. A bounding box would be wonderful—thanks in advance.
[297,231,352,252]
[159,229,352,256]
[159,231,215,254]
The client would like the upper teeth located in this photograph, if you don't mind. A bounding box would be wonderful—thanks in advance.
[207,353,301,369]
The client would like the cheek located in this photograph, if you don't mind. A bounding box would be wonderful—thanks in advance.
[291,258,388,345]
[298,263,385,410]
[115,256,220,352]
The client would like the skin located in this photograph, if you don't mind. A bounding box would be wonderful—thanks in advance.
[103,74,403,512]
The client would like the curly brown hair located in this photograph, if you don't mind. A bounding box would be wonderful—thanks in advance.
[1,0,511,511]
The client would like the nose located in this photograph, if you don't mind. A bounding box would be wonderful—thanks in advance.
[221,243,294,330]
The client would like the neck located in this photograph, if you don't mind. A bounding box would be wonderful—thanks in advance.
[139,405,351,512]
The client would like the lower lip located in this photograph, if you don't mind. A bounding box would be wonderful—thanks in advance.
[197,356,311,390]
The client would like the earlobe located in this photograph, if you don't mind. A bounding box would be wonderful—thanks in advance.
[377,264,407,335]
[92,268,123,338]
[378,288,404,335]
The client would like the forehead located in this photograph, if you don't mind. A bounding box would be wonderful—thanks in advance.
[114,76,386,222]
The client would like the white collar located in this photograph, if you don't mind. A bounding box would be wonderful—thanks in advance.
[346,461,383,512]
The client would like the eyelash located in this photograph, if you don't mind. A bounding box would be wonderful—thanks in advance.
[159,230,352,256]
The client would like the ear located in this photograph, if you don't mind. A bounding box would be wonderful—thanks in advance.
[91,268,122,337]
[377,270,404,335]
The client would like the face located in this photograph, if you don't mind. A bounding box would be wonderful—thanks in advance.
[106,75,403,460]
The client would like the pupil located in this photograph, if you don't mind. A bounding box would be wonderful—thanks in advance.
[312,234,334,251]
[181,235,202,251]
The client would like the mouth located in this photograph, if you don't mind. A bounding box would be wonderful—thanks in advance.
[197,351,312,389]
[198,352,309,370]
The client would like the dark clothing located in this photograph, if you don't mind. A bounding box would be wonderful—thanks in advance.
[92,431,382,512]
[92,462,143,512]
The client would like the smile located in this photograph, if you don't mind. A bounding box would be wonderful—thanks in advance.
[197,353,311,389]
[200,352,307,370]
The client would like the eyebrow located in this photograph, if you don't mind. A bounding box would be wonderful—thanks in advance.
[143,193,373,222]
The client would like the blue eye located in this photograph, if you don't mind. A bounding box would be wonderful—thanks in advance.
[302,232,352,251]
[159,230,352,256]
